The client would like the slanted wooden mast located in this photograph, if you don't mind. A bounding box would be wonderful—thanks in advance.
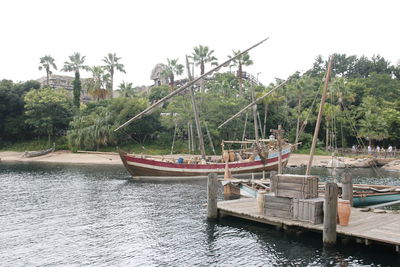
[185,55,206,160]
[306,55,334,175]
[114,37,270,133]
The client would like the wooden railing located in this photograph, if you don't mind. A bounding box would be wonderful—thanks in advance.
[335,148,400,158]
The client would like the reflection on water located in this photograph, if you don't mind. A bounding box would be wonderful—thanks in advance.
[0,162,399,266]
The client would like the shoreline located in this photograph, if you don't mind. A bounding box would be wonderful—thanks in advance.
[1,151,399,171]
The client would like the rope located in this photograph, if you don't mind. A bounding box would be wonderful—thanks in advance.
[296,77,325,141]
[340,101,385,178]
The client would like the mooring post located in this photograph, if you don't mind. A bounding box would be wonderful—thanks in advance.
[257,190,267,214]
[341,172,353,206]
[323,182,338,245]
[207,173,218,220]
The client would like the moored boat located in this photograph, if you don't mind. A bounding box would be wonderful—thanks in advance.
[224,180,400,207]
[119,143,291,179]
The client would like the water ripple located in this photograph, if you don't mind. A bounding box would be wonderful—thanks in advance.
[0,162,399,266]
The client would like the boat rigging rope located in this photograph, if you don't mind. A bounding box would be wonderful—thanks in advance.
[340,101,385,178]
[296,77,325,141]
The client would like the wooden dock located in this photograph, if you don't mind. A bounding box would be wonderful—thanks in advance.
[218,198,400,252]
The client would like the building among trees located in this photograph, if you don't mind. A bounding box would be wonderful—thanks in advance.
[36,74,91,102]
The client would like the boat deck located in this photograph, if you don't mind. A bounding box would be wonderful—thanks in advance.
[218,198,400,251]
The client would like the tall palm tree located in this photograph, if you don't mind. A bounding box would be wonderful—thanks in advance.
[38,55,57,87]
[229,50,253,96]
[118,81,136,98]
[102,53,126,98]
[161,58,184,89]
[86,66,108,101]
[190,45,218,93]
[61,52,89,108]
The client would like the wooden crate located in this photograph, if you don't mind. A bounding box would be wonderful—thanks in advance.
[293,198,324,224]
[271,174,319,199]
[264,193,293,219]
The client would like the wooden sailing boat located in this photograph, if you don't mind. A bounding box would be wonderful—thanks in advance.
[116,38,292,179]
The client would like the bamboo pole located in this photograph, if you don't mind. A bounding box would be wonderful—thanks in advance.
[205,123,216,155]
[257,112,264,139]
[115,37,269,132]
[277,125,283,174]
[251,84,259,142]
[186,55,206,160]
[306,55,334,175]
[170,122,177,155]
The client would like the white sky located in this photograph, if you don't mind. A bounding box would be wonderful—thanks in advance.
[1,0,399,88]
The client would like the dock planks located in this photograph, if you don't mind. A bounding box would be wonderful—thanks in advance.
[217,198,400,249]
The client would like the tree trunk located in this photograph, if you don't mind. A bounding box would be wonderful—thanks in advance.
[295,98,302,151]
[200,61,205,93]
[326,122,329,152]
[238,63,243,96]
[170,73,174,90]
[46,69,50,87]
[263,103,268,138]
[73,71,81,108]
[110,68,114,98]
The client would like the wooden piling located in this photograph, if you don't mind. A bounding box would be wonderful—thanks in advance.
[323,182,338,245]
[207,173,218,220]
[341,173,353,206]
[257,190,267,214]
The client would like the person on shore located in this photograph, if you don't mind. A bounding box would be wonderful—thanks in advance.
[388,145,393,156]
[367,145,372,154]
[352,145,356,153]
[376,146,380,153]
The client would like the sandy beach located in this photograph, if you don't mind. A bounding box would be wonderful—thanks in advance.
[1,150,399,171]
[0,151,122,165]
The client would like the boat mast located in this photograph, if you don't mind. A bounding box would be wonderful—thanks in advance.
[251,83,259,142]
[185,55,207,160]
[306,55,334,175]
[114,37,269,132]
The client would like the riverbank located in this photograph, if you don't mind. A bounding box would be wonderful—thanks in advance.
[1,150,399,171]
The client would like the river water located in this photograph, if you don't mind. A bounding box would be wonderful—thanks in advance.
[1,162,399,266]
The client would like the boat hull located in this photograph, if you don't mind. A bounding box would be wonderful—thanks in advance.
[119,148,290,179]
[353,193,400,207]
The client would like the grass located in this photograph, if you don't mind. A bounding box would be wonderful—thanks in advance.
[0,138,69,152]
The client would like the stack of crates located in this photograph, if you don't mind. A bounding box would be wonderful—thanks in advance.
[265,174,323,224]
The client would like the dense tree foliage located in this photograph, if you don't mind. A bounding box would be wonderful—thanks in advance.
[0,80,40,143]
[24,88,73,143]
[67,97,160,151]
[1,52,400,153]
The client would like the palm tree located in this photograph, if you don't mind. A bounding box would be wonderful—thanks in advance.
[118,81,136,98]
[190,45,218,93]
[102,53,126,98]
[61,52,89,108]
[38,55,57,87]
[229,50,253,96]
[161,58,184,89]
[86,66,108,101]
